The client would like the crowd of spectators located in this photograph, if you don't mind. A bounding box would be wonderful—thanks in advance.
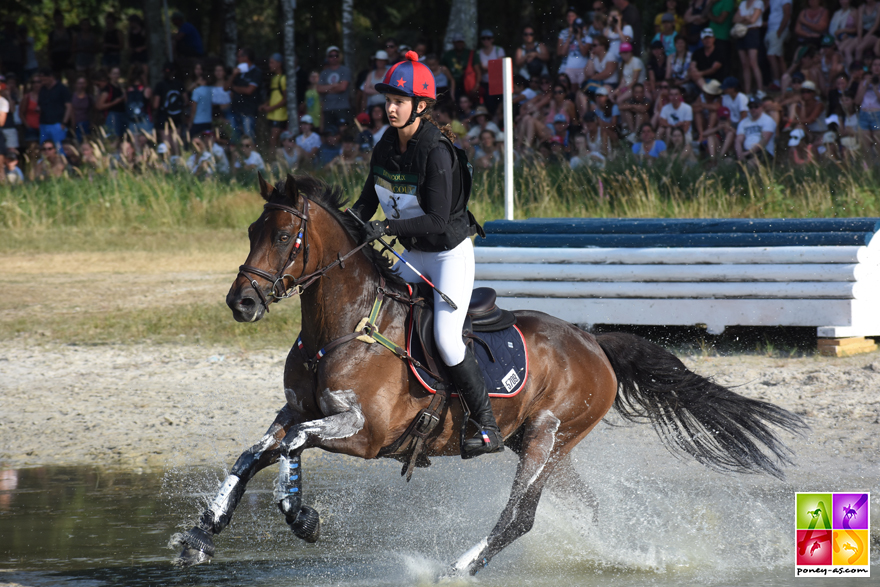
[1,1,879,185]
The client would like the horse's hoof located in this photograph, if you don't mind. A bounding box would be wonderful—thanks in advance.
[288,505,321,543]
[172,526,215,567]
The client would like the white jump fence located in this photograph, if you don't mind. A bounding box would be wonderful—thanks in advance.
[474,219,880,338]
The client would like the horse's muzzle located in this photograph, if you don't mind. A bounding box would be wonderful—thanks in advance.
[227,281,266,323]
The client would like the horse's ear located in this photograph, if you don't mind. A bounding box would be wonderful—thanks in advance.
[284,174,300,203]
[258,172,274,201]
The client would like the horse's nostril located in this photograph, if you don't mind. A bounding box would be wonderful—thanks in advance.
[239,297,256,310]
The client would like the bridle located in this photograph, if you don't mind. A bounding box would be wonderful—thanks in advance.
[237,195,371,312]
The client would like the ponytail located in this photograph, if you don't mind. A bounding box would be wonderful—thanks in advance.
[417,97,458,143]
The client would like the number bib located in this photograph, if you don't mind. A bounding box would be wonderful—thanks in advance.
[373,166,423,221]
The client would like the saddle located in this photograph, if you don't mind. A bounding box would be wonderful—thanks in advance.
[409,283,517,385]
[378,285,527,480]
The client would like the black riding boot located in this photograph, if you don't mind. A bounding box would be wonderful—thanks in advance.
[448,349,504,459]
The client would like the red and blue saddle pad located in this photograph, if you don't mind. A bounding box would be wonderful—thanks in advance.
[407,321,529,397]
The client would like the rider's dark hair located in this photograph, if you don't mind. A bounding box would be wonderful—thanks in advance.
[417,97,457,143]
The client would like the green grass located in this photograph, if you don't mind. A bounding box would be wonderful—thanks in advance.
[4,298,303,349]
[3,161,879,350]
[5,160,880,249]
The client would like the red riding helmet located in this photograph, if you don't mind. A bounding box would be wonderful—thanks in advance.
[374,50,436,100]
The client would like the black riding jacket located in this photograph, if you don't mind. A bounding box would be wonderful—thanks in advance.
[352,121,472,252]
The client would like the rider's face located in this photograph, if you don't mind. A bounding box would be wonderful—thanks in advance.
[385,95,423,128]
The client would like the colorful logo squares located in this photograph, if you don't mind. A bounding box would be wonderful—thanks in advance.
[795,492,870,578]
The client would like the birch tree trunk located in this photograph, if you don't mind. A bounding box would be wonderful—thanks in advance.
[223,0,238,68]
[443,0,478,51]
[341,0,354,66]
[282,0,299,129]
[144,0,165,84]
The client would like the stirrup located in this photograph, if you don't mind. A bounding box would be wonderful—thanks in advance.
[461,427,504,459]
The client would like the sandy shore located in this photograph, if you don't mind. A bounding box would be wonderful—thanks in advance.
[1,341,879,471]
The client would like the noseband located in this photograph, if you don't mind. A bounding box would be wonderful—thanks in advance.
[237,196,371,312]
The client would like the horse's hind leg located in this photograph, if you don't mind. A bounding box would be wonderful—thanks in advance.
[546,455,600,526]
[173,404,296,567]
[451,410,566,576]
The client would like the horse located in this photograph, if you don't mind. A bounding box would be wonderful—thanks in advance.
[172,174,806,575]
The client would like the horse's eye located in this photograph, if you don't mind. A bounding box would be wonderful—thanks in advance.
[279,234,290,243]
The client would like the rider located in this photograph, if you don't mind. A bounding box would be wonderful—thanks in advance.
[351,50,503,459]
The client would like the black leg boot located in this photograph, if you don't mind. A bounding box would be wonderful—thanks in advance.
[448,349,504,459]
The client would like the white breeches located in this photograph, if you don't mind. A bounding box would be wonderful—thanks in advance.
[395,238,475,367]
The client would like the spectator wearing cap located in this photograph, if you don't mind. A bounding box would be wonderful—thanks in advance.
[736,98,776,163]
[558,8,591,86]
[632,122,667,161]
[361,50,391,111]
[516,26,551,81]
[720,76,749,125]
[794,0,829,48]
[605,8,635,58]
[655,0,685,34]
[478,29,506,116]
[442,34,480,100]
[585,35,619,89]
[318,46,353,129]
[658,85,693,142]
[5,151,24,184]
[614,42,646,104]
[782,49,824,98]
[619,82,652,138]
[765,0,792,90]
[653,13,680,56]
[171,12,204,58]
[466,105,502,142]
[692,79,722,145]
[259,53,288,152]
[551,112,572,145]
[614,0,644,55]
[37,68,72,150]
[733,0,765,95]
[295,114,322,166]
[229,48,262,142]
[787,128,815,164]
[689,28,725,86]
[591,86,620,151]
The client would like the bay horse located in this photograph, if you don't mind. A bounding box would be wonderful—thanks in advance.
[173,174,805,575]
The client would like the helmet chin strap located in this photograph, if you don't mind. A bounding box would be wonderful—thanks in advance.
[402,99,426,128]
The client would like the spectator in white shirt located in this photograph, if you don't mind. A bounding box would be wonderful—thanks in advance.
[295,114,322,166]
[736,98,777,164]
[720,76,750,124]
[658,86,693,142]
[233,138,265,172]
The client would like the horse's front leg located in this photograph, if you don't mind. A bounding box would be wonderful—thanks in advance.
[275,387,373,537]
[174,404,296,566]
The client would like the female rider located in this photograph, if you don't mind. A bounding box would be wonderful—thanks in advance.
[351,51,502,459]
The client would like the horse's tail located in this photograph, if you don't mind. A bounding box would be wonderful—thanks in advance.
[595,331,807,479]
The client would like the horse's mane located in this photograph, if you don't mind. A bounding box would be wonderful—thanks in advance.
[271,175,406,288]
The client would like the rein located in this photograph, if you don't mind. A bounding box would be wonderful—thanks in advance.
[237,196,371,312]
